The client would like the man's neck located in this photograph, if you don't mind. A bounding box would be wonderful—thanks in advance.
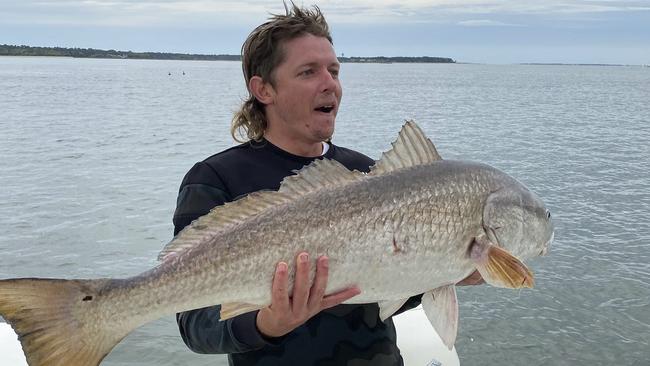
[264,132,324,158]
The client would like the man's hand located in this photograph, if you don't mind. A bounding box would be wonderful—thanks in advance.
[255,252,361,338]
[456,270,485,286]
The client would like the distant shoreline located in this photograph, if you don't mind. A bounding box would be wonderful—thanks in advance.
[3,45,642,66]
[0,44,455,64]
[519,62,631,67]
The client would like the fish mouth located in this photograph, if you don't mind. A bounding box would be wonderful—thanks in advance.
[540,231,554,256]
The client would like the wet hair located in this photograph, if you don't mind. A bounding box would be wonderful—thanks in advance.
[231,1,333,142]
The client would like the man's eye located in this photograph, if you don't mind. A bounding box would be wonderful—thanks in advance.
[329,69,339,78]
[299,69,314,76]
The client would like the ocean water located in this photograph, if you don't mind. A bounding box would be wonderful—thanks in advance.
[0,56,648,365]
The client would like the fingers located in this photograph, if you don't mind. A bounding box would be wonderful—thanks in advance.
[271,261,290,310]
[258,252,362,338]
[307,255,329,309]
[311,255,361,310]
[292,252,311,313]
[320,286,361,310]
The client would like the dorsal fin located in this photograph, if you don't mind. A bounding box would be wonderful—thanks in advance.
[369,120,441,176]
[158,190,289,261]
[158,158,364,261]
[279,158,365,196]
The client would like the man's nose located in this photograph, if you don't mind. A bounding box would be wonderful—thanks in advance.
[320,70,338,92]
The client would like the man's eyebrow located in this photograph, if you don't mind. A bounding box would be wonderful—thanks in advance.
[297,62,318,69]
[296,61,340,69]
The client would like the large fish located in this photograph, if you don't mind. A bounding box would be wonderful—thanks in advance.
[0,121,554,366]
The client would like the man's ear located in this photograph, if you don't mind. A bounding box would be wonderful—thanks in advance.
[249,76,274,105]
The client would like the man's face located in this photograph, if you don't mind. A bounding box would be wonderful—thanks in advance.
[264,34,342,144]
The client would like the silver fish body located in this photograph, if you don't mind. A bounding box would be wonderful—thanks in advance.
[0,122,554,366]
[146,161,539,311]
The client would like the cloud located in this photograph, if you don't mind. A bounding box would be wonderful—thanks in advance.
[0,0,277,27]
[2,0,649,27]
[323,0,650,18]
[457,19,523,27]
[5,0,650,25]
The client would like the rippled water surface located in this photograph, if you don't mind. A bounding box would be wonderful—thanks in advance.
[1,57,649,365]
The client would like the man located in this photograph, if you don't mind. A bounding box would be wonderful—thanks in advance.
[173,4,481,365]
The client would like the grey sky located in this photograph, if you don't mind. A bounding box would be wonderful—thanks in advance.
[1,0,649,64]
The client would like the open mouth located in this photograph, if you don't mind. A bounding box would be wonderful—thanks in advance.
[314,105,335,113]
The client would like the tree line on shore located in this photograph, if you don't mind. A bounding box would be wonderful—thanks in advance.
[1,44,455,64]
[0,44,239,61]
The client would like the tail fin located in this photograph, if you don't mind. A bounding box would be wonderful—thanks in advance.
[0,278,128,366]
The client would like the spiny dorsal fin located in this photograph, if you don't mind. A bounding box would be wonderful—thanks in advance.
[369,120,442,176]
[158,159,364,261]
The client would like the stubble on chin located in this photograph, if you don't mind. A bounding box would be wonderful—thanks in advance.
[316,130,334,142]
[309,121,335,142]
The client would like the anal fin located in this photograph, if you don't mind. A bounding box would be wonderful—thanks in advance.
[378,298,409,321]
[219,302,265,320]
[470,235,534,288]
[422,285,458,350]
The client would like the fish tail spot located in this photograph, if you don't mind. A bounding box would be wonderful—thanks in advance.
[0,278,127,366]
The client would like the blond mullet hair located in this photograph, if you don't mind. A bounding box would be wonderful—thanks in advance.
[231,2,333,142]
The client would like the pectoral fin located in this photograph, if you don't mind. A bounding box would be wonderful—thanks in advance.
[378,298,409,321]
[219,302,265,320]
[421,285,458,350]
[470,235,534,288]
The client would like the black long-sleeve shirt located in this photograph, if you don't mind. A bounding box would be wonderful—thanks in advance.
[173,138,421,366]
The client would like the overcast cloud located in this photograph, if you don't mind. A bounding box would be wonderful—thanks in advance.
[1,0,648,64]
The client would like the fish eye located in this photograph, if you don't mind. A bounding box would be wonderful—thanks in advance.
[546,210,551,219]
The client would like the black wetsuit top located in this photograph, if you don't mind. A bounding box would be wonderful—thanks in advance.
[173,138,421,366]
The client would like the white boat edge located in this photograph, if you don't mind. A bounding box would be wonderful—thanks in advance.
[1,322,28,366]
[2,307,460,366]
[394,305,461,366]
